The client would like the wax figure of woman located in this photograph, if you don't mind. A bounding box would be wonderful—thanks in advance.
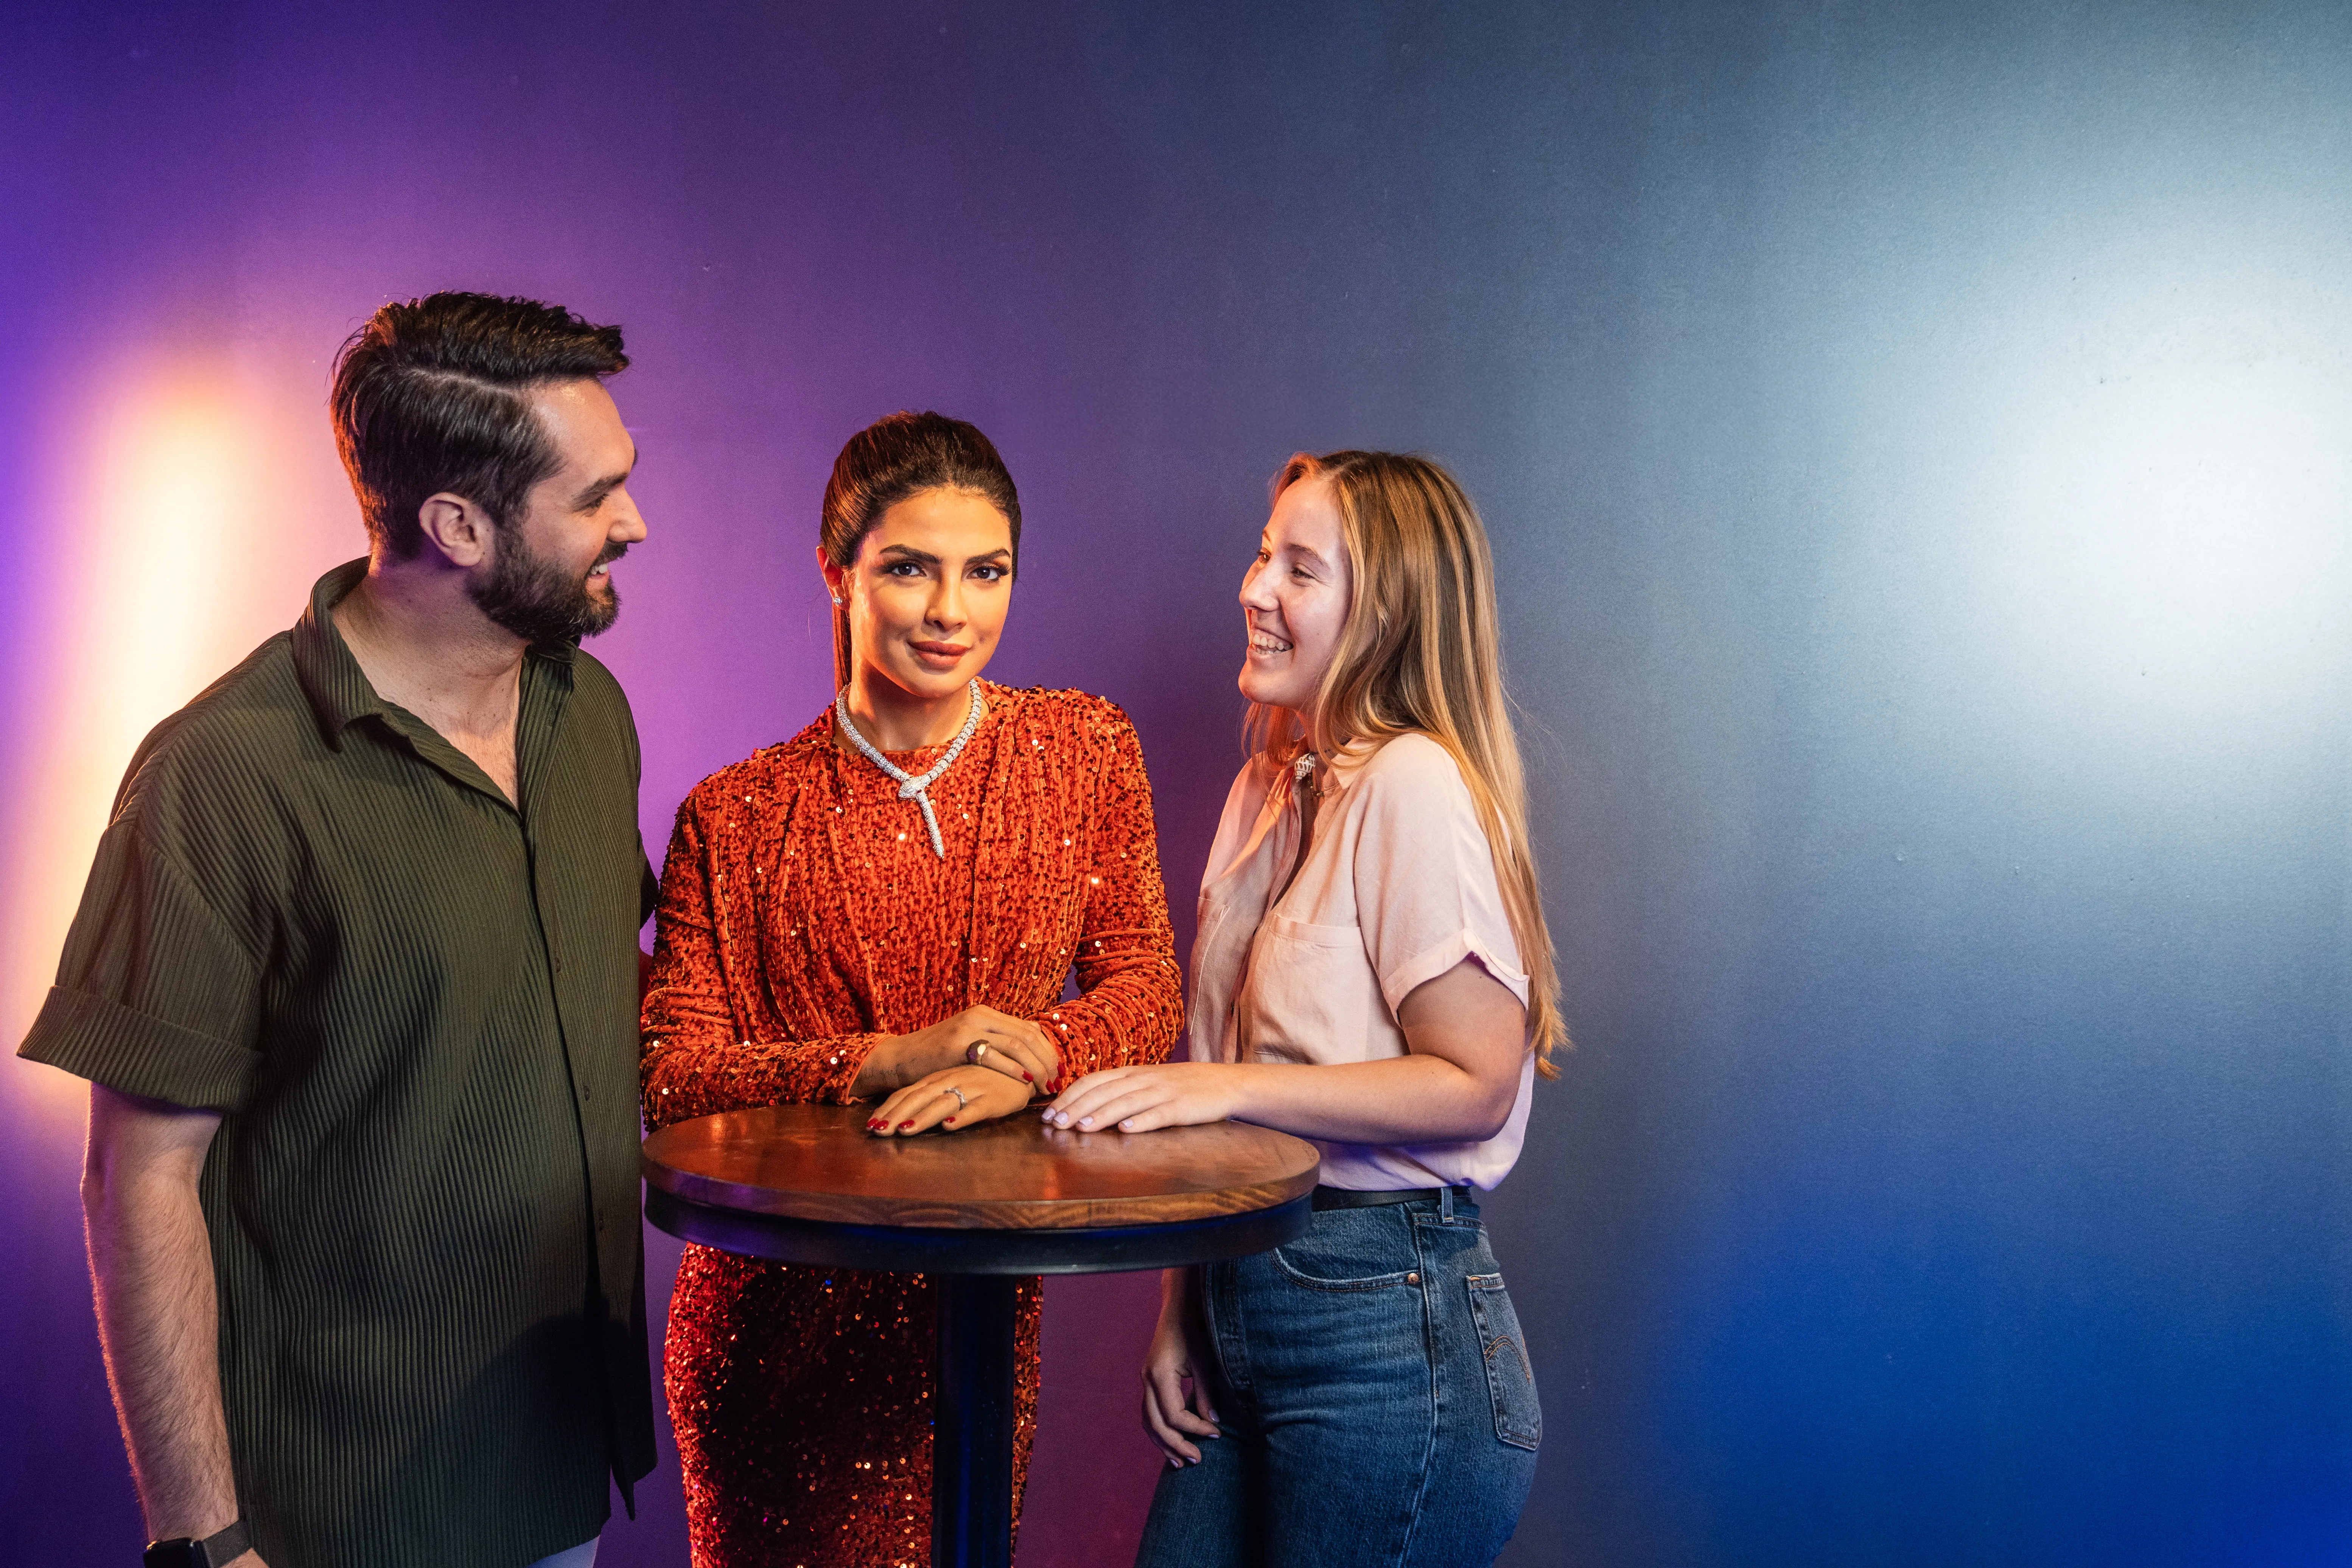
[1046,451,1558,1567]
[641,411,1185,1566]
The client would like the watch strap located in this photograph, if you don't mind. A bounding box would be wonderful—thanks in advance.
[143,1516,250,1568]
[201,1517,252,1566]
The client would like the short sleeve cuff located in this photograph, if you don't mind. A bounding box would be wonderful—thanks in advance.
[17,986,261,1111]
[1379,929,1531,1018]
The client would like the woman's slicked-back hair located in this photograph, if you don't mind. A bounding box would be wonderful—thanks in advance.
[330,291,628,559]
[1251,450,1567,1072]
[820,411,1021,689]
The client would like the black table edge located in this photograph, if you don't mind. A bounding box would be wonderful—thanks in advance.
[643,1185,1315,1275]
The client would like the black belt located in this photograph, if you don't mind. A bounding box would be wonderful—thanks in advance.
[1311,1183,1473,1211]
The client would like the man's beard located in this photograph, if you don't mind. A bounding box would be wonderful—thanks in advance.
[469,532,624,644]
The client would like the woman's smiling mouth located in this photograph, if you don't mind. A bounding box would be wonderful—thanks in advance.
[910,639,971,666]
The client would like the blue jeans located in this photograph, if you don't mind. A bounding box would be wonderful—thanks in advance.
[1136,1190,1541,1567]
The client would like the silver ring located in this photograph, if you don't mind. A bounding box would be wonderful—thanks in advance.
[965,1041,991,1066]
[941,1086,970,1111]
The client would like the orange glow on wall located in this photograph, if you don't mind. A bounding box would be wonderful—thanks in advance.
[6,355,351,1128]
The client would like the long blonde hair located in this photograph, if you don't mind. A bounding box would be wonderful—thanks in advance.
[1249,450,1565,1073]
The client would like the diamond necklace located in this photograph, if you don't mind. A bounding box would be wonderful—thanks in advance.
[832,680,986,858]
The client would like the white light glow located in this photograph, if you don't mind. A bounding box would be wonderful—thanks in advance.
[1987,349,2349,732]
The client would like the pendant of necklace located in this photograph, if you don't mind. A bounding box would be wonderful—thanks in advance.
[833,680,986,858]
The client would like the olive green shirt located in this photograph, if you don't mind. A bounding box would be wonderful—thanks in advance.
[20,560,658,1567]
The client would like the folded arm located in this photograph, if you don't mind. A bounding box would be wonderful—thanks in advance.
[639,804,884,1128]
[640,796,1067,1130]
[1024,719,1184,1084]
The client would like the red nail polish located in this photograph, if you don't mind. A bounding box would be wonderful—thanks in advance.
[899,1120,915,1129]
[943,1117,957,1126]
[1023,1072,1035,1083]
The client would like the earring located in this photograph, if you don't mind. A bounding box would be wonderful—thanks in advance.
[830,595,842,605]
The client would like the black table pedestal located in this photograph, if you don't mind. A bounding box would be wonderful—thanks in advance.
[644,1186,1316,1567]
[932,1275,1019,1568]
[642,1106,1319,1568]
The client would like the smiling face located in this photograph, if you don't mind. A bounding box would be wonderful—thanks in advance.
[468,378,644,643]
[823,486,1014,706]
[1238,474,1353,715]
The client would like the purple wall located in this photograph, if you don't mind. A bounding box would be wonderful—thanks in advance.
[7,3,2352,1564]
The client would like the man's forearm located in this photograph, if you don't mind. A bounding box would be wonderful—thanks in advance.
[84,1086,241,1545]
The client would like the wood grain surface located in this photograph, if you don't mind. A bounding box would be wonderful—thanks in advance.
[643,1103,1321,1231]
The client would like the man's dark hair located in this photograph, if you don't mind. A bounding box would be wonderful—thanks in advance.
[331,292,628,558]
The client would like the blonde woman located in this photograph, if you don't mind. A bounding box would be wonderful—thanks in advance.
[1047,450,1557,1566]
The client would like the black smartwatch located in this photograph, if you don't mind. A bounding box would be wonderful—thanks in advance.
[143,1517,250,1568]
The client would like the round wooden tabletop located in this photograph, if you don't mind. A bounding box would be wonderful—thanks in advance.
[642,1103,1322,1275]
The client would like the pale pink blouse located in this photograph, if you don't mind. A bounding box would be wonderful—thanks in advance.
[1187,731,1535,1191]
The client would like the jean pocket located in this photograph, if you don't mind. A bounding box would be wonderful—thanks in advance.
[1465,1272,1541,1450]
[1271,1246,1418,1291]
[1269,1206,1420,1291]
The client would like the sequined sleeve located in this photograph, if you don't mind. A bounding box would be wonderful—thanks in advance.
[640,785,879,1130]
[1030,714,1183,1081]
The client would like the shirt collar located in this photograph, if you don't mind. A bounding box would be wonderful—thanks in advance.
[292,560,387,748]
[1315,737,1380,800]
[291,558,577,750]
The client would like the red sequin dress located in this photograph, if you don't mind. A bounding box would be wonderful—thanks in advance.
[642,683,1184,1567]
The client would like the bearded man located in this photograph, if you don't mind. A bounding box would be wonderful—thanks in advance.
[21,292,658,1568]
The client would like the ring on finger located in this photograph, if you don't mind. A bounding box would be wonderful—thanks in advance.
[941,1085,970,1111]
[966,1041,991,1067]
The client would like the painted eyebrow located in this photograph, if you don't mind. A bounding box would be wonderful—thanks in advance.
[875,546,1013,566]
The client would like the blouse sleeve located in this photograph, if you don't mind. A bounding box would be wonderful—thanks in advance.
[1026,715,1184,1085]
[1350,737,1531,1019]
[639,789,883,1129]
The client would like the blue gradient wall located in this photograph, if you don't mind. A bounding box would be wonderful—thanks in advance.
[4,3,2347,1564]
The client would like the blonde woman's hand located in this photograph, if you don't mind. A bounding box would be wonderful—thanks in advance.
[1141,1268,1220,1465]
[1042,1063,1240,1134]
[866,1064,1034,1136]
